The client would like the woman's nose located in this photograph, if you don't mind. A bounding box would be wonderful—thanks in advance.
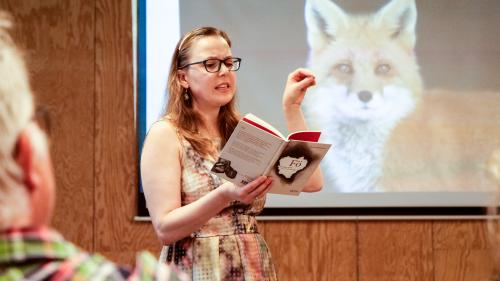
[218,63,230,75]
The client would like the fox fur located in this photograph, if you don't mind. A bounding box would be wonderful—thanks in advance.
[303,0,422,192]
[304,0,500,193]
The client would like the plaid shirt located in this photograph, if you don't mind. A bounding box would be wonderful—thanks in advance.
[0,227,188,281]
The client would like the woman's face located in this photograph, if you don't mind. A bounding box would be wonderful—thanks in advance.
[179,36,237,112]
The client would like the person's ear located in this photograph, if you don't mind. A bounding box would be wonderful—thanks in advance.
[15,127,40,192]
[177,70,189,89]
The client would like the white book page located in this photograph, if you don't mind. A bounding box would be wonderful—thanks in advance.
[216,121,285,186]
[243,113,286,139]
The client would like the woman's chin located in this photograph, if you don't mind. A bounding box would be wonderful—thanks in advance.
[216,92,235,104]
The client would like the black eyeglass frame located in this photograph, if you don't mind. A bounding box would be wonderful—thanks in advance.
[33,105,52,136]
[179,57,242,73]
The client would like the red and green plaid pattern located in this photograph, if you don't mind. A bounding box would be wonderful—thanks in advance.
[0,227,188,281]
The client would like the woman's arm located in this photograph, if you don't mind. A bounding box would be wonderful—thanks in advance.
[282,68,324,192]
[140,120,273,244]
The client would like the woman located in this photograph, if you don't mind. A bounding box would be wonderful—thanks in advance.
[140,27,323,280]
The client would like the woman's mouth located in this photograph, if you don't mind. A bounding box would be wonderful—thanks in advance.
[215,83,230,90]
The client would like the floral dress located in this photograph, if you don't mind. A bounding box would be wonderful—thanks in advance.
[159,137,277,281]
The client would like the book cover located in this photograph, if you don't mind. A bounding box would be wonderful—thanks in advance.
[211,113,331,196]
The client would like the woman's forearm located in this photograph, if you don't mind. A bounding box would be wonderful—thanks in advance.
[283,105,308,133]
[282,69,325,192]
[153,188,231,244]
[151,176,272,244]
[283,106,324,192]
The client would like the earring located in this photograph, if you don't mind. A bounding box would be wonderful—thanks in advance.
[183,89,189,101]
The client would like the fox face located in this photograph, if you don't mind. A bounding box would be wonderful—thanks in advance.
[305,0,422,125]
[303,0,423,192]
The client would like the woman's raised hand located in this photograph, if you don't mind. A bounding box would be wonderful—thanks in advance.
[282,68,316,110]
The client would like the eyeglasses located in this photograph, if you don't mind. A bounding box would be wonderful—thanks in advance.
[33,105,52,136]
[179,57,241,73]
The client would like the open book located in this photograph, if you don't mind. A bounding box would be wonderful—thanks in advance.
[211,113,331,196]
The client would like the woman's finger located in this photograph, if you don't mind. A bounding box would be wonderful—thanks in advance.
[242,176,267,194]
[249,178,273,198]
[256,180,273,198]
[289,68,315,82]
[296,76,316,91]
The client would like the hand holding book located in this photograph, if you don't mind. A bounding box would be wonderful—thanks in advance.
[211,113,331,196]
[218,176,273,205]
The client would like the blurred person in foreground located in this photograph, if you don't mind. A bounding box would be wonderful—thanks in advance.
[0,12,187,281]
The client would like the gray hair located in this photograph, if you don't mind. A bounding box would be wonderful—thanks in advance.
[0,12,34,229]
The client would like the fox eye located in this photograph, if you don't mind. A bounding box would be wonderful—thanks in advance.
[375,64,391,75]
[336,63,353,74]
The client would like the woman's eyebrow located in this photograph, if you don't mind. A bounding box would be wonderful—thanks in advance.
[204,55,233,60]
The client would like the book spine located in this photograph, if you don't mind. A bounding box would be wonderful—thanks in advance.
[263,141,288,176]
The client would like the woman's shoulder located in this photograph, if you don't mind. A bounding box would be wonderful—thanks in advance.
[151,116,176,131]
[145,117,181,146]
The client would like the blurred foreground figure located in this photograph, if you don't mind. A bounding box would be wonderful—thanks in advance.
[0,12,186,281]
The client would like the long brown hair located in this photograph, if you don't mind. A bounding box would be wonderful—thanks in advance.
[165,27,239,156]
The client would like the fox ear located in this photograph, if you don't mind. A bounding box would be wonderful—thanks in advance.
[305,0,348,53]
[373,0,417,49]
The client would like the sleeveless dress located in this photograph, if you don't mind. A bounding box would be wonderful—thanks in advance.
[159,137,277,281]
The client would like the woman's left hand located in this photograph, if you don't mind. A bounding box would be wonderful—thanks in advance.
[282,68,316,110]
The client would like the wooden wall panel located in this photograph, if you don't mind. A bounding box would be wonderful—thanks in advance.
[260,221,357,281]
[94,0,159,265]
[358,221,434,281]
[0,0,95,251]
[434,221,496,281]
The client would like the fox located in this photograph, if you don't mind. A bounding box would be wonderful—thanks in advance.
[303,0,423,192]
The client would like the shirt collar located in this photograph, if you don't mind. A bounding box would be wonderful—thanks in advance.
[0,226,80,265]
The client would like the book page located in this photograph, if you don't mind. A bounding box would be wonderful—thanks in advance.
[268,140,332,196]
[244,113,322,143]
[212,120,285,186]
[242,113,286,139]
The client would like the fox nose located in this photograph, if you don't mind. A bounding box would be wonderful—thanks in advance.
[357,91,373,103]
